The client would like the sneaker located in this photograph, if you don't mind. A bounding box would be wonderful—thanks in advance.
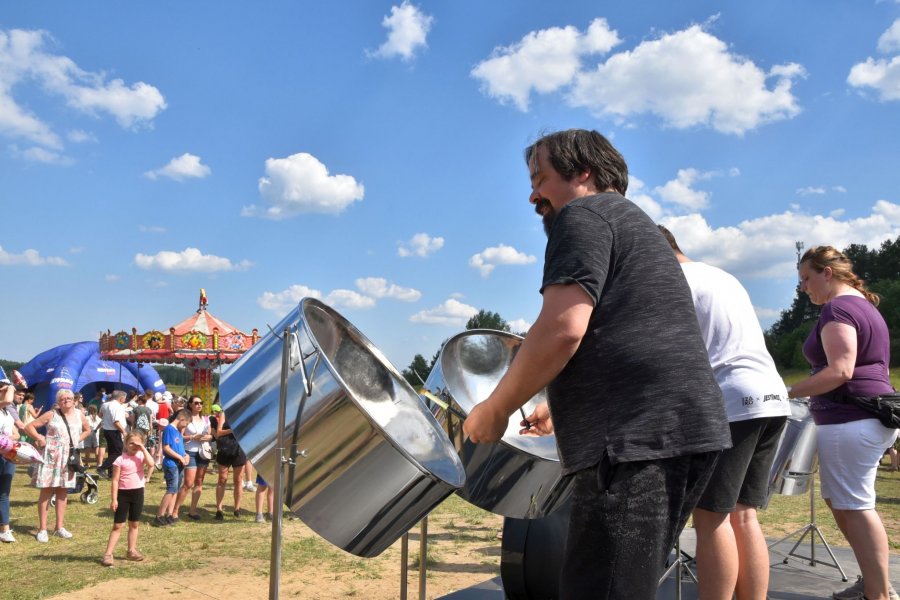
[243,481,256,492]
[833,575,900,600]
[169,516,179,525]
[0,530,15,543]
[101,554,115,567]
[153,515,168,527]
[234,508,244,518]
[52,527,73,539]
[255,513,266,523]
[35,530,49,543]
[214,510,224,521]
[187,513,201,521]
[126,549,145,562]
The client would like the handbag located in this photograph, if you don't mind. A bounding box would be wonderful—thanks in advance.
[199,441,213,461]
[58,409,86,474]
[832,392,900,429]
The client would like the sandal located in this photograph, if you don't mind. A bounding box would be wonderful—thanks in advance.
[126,550,145,562]
[101,554,115,567]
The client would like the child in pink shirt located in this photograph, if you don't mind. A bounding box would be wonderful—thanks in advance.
[101,431,149,567]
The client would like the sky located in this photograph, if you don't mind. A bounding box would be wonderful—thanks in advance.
[1,1,899,376]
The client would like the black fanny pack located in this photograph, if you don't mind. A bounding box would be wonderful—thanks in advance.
[830,392,900,429]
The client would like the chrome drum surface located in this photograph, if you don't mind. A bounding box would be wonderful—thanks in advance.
[219,298,465,557]
[425,330,571,519]
[768,399,818,498]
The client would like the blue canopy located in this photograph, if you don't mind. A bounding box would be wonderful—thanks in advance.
[17,341,166,411]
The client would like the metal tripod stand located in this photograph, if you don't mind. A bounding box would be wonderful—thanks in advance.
[658,535,698,600]
[767,470,848,581]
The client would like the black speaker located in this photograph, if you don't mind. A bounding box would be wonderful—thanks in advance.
[500,497,571,600]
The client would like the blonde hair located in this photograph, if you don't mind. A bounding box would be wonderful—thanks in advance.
[800,245,880,306]
[125,431,145,445]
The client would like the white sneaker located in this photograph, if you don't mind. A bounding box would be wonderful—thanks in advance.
[0,530,15,543]
[832,575,900,600]
[35,530,48,543]
[255,513,266,523]
[244,482,256,492]
[52,527,73,539]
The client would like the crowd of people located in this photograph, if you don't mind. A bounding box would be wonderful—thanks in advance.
[0,386,274,568]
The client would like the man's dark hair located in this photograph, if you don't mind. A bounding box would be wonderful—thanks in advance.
[657,225,683,254]
[525,129,629,195]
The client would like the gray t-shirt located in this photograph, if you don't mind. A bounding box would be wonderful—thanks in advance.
[541,192,730,472]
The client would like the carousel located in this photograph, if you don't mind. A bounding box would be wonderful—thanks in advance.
[99,289,258,410]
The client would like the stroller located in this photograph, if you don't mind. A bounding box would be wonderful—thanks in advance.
[50,470,100,506]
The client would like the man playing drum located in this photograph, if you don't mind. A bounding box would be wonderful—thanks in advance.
[464,128,731,599]
[660,225,790,600]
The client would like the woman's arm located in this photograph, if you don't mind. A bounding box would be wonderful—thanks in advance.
[788,321,857,399]
[77,413,91,442]
[23,410,55,447]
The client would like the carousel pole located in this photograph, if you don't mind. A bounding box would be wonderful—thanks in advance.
[269,327,292,600]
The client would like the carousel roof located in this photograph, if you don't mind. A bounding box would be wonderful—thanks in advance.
[99,289,259,365]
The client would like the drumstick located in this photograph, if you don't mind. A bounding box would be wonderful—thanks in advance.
[519,407,532,430]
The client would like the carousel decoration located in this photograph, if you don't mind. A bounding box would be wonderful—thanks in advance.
[100,289,258,411]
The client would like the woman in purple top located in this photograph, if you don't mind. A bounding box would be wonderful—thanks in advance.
[788,246,897,600]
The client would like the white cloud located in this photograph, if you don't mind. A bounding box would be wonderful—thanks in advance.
[627,175,664,220]
[0,28,166,150]
[144,153,211,181]
[832,186,847,193]
[0,245,67,266]
[659,200,900,281]
[469,244,537,277]
[848,56,900,101]
[878,18,900,53]
[507,318,532,334]
[471,18,621,111]
[68,246,84,254]
[397,232,444,257]
[653,168,714,211]
[9,144,72,165]
[754,306,781,320]
[105,274,120,282]
[257,284,322,314]
[243,152,364,219]
[369,1,433,62]
[67,129,96,143]
[796,186,826,196]
[473,21,804,135]
[355,277,422,302]
[324,289,376,310]
[829,208,846,218]
[134,248,252,273]
[410,298,478,327]
[138,224,167,233]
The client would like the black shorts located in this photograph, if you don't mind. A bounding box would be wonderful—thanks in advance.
[696,416,787,513]
[114,487,145,524]
[216,446,247,468]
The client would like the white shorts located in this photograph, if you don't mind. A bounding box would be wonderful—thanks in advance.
[816,418,899,510]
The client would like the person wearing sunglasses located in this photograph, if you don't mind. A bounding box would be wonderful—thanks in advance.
[172,397,213,520]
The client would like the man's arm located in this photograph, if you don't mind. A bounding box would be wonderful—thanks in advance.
[463,283,593,443]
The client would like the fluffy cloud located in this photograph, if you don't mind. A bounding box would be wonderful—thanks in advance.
[369,1,433,61]
[397,232,444,257]
[473,21,804,135]
[507,318,532,334]
[469,244,537,277]
[410,298,478,327]
[257,284,322,314]
[659,200,900,281]
[9,144,72,165]
[472,18,621,111]
[324,289,376,310]
[878,18,900,53]
[355,277,422,302]
[0,29,166,151]
[0,245,67,266]
[138,225,167,233]
[144,153,211,181]
[848,56,900,101]
[242,152,364,219]
[627,176,664,221]
[134,248,252,273]
[67,129,96,143]
[796,186,826,196]
[653,169,715,211]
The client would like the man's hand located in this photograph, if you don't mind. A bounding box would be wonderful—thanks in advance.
[463,400,510,443]
[519,402,554,436]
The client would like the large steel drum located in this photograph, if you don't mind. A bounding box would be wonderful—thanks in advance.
[219,298,466,557]
[767,399,818,499]
[424,330,572,519]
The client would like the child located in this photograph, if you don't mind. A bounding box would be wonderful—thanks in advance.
[155,409,190,527]
[101,432,149,567]
[255,475,274,523]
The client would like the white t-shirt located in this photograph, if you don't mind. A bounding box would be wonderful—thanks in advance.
[0,409,14,437]
[100,400,127,431]
[681,261,791,422]
[145,398,159,420]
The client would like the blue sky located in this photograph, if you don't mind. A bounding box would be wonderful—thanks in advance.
[2,1,899,374]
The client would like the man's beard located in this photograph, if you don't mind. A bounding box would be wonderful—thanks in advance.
[535,199,556,237]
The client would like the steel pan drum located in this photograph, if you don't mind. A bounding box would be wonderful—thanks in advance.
[219,298,465,557]
[768,399,818,499]
[424,330,572,519]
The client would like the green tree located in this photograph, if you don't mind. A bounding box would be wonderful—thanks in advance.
[402,354,431,388]
[465,309,510,332]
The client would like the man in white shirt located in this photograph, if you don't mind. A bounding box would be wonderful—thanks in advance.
[97,390,127,478]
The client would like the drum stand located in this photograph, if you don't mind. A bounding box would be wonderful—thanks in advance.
[399,518,429,600]
[658,535,698,599]
[767,471,848,581]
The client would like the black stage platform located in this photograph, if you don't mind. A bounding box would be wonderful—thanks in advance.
[438,528,900,599]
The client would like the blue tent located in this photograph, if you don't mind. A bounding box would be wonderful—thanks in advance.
[17,342,166,411]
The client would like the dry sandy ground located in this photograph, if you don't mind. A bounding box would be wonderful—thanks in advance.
[48,516,504,600]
